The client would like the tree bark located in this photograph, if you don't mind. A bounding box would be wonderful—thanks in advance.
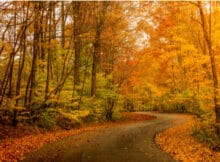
[72,2,81,94]
[24,2,41,108]
[197,2,220,134]
[91,2,108,97]
[45,2,52,100]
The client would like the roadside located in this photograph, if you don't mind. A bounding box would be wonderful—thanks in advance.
[155,117,220,162]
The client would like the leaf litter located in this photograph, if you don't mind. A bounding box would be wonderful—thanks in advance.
[155,117,220,162]
[0,113,155,162]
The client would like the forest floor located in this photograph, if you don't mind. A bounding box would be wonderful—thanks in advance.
[156,116,220,162]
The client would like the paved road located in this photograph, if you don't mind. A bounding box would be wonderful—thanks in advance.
[22,112,190,162]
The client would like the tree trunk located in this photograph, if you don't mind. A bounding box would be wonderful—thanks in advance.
[91,28,101,97]
[198,2,220,134]
[45,2,52,100]
[61,1,65,48]
[78,61,88,110]
[72,2,81,95]
[91,2,108,97]
[25,2,40,109]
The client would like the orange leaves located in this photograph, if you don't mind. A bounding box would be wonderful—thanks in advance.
[0,126,104,161]
[0,113,155,162]
[155,117,218,162]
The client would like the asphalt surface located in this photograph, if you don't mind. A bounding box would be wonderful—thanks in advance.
[22,112,190,162]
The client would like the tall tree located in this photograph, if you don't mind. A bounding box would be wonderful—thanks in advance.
[72,2,81,91]
[24,2,41,109]
[91,2,109,97]
[197,1,220,134]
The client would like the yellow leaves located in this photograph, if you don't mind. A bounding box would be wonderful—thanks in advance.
[155,117,218,162]
[182,44,197,53]
[58,109,90,122]
[172,35,188,44]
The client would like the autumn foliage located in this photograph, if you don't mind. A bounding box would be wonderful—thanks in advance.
[156,117,220,162]
[0,1,220,161]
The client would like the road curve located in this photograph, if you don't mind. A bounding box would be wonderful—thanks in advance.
[22,112,190,162]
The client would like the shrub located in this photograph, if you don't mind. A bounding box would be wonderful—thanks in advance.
[57,109,91,129]
[38,111,56,130]
[111,110,122,121]
[192,124,219,148]
[57,113,81,130]
[192,111,220,148]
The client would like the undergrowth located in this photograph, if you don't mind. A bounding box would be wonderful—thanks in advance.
[192,111,220,149]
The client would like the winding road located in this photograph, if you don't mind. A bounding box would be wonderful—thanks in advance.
[22,112,190,162]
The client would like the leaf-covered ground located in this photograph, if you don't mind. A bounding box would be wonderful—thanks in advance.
[155,117,220,162]
[0,113,155,162]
